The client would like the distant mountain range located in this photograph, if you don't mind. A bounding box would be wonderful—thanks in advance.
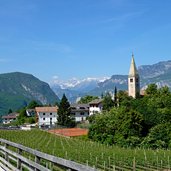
[51,60,171,102]
[50,77,109,102]
[0,60,171,115]
[0,72,59,116]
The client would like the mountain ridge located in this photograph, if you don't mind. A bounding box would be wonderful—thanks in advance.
[51,60,171,102]
[0,72,59,116]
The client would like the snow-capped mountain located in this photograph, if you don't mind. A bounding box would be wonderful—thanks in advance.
[50,76,109,102]
[50,77,109,92]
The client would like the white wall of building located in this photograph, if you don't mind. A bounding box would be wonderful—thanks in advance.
[74,111,89,122]
[2,118,16,124]
[89,103,103,115]
[38,112,57,127]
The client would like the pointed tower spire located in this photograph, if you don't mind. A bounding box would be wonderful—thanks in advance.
[129,53,138,77]
[128,54,140,98]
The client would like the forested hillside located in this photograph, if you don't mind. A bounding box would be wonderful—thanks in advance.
[0,72,59,116]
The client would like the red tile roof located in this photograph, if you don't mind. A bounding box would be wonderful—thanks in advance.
[35,106,58,113]
[2,113,19,119]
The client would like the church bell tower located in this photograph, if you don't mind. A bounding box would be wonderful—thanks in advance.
[128,54,140,98]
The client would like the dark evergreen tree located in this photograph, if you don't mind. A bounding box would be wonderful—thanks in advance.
[8,109,13,114]
[101,92,104,99]
[57,94,75,127]
[114,86,117,107]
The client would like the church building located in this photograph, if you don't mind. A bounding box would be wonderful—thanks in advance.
[128,54,140,98]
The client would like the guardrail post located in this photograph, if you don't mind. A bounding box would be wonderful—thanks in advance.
[35,155,41,171]
[4,143,9,162]
[17,148,22,170]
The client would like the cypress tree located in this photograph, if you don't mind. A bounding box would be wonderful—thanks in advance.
[114,86,117,107]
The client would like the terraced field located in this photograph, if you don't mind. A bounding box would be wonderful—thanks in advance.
[0,129,171,170]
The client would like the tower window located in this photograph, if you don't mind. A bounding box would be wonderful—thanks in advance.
[130,78,133,82]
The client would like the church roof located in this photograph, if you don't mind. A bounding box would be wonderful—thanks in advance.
[129,54,139,77]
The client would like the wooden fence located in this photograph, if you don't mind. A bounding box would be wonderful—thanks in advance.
[0,138,97,171]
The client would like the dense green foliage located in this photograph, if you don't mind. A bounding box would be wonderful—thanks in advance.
[102,92,114,111]
[0,72,59,116]
[89,84,171,149]
[88,107,143,147]
[78,95,99,104]
[11,100,40,125]
[27,100,40,109]
[1,129,171,170]
[57,94,75,127]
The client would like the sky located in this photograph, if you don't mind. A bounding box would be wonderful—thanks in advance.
[0,0,171,83]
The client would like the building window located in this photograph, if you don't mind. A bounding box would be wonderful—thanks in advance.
[80,112,84,115]
[71,112,75,116]
[50,118,52,120]
[43,118,45,120]
[130,78,133,82]
[50,113,52,115]
[43,113,45,115]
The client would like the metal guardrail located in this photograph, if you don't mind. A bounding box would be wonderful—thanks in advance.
[0,138,97,171]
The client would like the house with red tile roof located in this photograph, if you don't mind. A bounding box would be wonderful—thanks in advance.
[2,112,19,124]
[35,106,58,128]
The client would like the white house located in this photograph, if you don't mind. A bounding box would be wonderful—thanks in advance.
[70,104,89,122]
[89,99,103,115]
[35,106,58,128]
[2,113,19,124]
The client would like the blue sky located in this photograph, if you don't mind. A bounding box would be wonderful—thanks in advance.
[0,0,171,82]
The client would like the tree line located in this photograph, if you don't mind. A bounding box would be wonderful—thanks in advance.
[88,84,171,149]
[7,83,171,149]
